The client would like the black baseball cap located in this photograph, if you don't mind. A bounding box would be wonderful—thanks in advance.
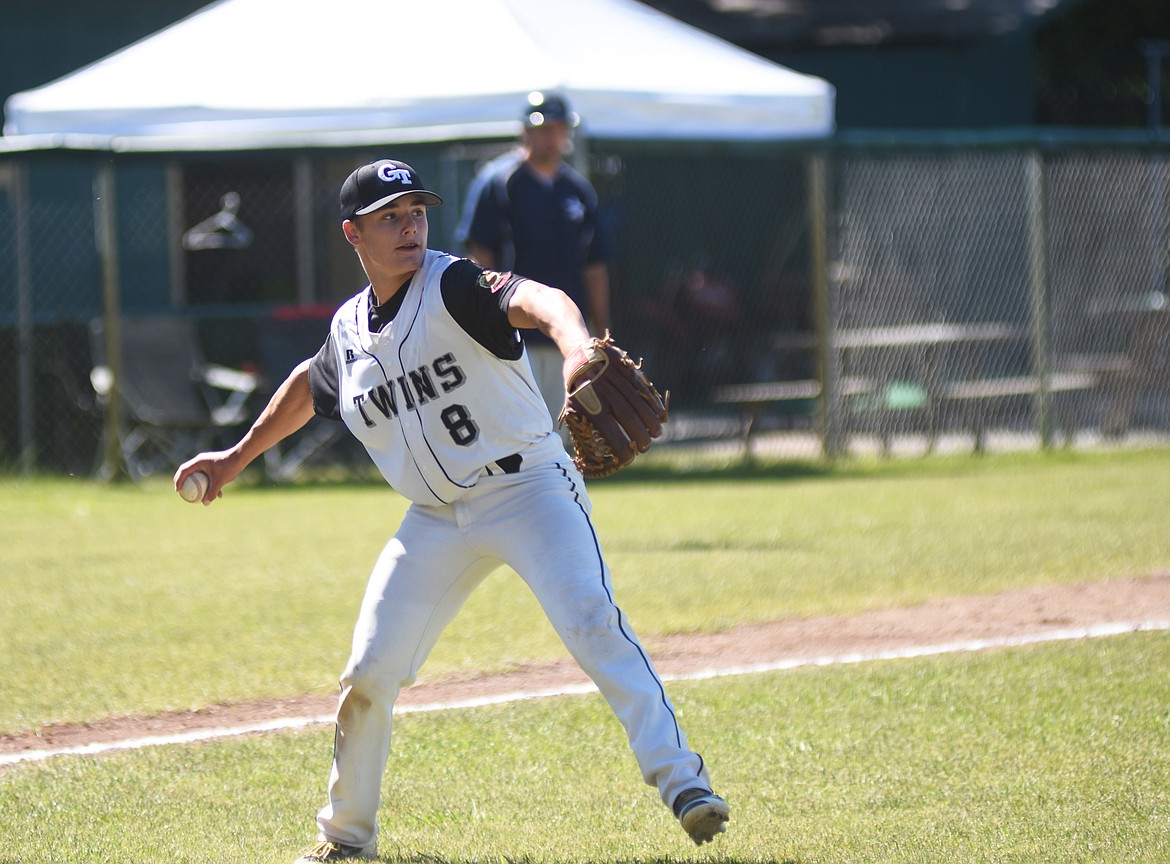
[523,91,580,128]
[339,159,443,221]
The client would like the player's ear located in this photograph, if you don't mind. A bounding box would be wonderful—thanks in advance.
[342,219,361,247]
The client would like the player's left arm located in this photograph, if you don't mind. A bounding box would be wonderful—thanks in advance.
[507,279,591,360]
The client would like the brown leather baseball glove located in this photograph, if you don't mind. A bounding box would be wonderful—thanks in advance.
[558,333,669,478]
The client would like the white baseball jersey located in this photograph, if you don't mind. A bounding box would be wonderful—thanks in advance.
[309,249,566,505]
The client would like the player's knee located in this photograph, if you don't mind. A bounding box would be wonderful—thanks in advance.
[564,602,622,645]
[340,660,415,700]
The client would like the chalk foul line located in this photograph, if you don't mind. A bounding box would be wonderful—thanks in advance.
[4,618,1167,767]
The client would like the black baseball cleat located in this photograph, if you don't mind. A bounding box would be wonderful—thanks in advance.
[293,840,377,862]
[672,787,730,845]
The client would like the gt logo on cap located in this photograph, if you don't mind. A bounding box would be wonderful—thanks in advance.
[379,165,413,184]
[339,158,443,220]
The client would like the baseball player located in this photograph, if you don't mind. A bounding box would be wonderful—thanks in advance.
[174,159,729,863]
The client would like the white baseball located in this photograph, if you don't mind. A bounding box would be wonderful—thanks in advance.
[179,471,209,504]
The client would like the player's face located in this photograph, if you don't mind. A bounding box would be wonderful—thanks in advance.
[350,195,430,277]
[524,121,570,162]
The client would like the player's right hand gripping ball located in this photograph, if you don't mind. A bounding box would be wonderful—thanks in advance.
[558,333,668,478]
[178,470,209,504]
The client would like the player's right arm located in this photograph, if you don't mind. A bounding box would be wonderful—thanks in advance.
[174,359,315,502]
[230,359,316,466]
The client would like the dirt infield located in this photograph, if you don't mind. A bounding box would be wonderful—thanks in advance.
[4,573,1169,760]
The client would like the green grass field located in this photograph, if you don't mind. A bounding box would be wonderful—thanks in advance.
[3,633,1167,863]
[1,447,1168,862]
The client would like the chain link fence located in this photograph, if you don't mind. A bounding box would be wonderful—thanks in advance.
[807,143,1170,458]
[0,135,1167,478]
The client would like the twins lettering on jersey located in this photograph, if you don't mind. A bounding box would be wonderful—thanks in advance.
[351,352,481,447]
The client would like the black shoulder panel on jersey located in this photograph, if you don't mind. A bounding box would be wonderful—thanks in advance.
[440,258,525,360]
[307,331,343,420]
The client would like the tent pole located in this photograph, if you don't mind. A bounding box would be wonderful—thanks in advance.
[96,160,129,481]
[294,157,315,305]
[166,163,186,307]
[13,163,36,475]
[1025,150,1054,449]
[808,150,843,460]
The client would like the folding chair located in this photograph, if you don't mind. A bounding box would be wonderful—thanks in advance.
[89,316,258,480]
[254,309,353,481]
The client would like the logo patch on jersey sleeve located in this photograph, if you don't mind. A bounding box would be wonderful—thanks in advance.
[477,269,513,293]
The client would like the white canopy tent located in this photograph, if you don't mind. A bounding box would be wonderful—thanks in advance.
[2,0,834,151]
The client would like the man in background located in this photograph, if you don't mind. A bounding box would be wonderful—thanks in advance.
[458,91,611,426]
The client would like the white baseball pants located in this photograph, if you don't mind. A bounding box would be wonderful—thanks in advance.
[313,461,711,847]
